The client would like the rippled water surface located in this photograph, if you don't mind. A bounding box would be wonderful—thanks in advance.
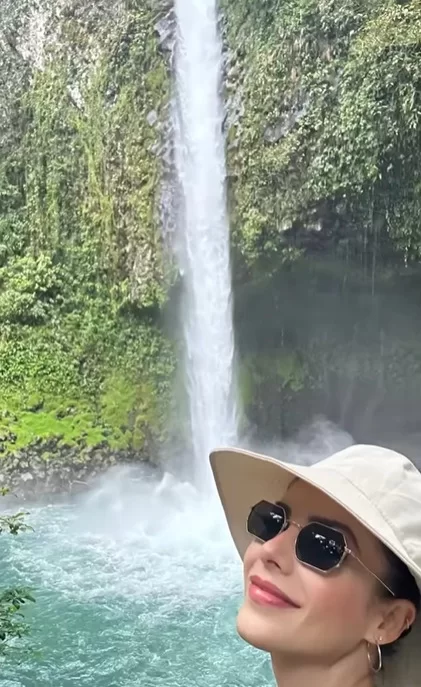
[0,466,272,687]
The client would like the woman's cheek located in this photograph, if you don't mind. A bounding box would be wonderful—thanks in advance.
[300,568,368,623]
[243,541,261,577]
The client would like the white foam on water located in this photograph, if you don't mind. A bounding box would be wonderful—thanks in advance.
[6,466,239,606]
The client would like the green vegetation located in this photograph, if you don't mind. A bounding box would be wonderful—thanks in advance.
[0,492,34,651]
[0,1,175,457]
[0,317,175,453]
[223,0,421,269]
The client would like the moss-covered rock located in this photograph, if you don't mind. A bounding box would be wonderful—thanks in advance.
[0,0,177,466]
[222,0,421,269]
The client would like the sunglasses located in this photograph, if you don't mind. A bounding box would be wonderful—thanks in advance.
[247,500,394,596]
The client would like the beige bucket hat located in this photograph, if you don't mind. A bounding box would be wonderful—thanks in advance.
[209,444,421,687]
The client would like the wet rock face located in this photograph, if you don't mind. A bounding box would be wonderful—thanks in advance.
[0,440,151,499]
[0,0,124,114]
[154,9,175,54]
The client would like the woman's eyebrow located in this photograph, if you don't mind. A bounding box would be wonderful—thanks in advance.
[309,515,360,552]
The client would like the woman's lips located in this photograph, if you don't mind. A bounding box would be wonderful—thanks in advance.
[248,575,300,609]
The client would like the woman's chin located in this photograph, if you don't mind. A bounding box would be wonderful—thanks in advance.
[236,602,285,652]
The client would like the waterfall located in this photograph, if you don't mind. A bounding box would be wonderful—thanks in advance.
[172,0,238,486]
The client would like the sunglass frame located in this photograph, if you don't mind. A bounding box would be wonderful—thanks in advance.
[246,500,395,597]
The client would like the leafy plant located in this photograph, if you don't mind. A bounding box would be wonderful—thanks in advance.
[0,490,34,653]
[0,588,35,650]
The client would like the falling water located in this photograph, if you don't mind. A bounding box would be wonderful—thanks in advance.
[172,0,238,485]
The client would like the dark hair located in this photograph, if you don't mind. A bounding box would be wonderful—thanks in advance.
[380,544,420,658]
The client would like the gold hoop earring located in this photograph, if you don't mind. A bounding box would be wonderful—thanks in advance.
[367,639,383,673]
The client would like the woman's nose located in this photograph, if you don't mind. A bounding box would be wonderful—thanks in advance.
[258,523,297,574]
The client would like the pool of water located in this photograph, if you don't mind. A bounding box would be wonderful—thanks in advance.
[0,466,273,687]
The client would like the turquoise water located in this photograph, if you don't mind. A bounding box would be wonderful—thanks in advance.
[0,466,272,687]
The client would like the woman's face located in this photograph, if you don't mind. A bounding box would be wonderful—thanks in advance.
[237,479,390,664]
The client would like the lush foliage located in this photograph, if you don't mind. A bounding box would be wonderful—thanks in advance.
[0,588,35,651]
[0,0,175,455]
[223,0,421,269]
[0,491,34,652]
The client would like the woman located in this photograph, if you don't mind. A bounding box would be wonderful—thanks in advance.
[209,444,421,687]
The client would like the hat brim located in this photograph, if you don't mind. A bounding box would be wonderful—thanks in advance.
[210,447,421,581]
[209,446,421,687]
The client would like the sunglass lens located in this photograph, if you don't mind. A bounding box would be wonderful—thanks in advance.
[296,523,346,571]
[247,501,287,542]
